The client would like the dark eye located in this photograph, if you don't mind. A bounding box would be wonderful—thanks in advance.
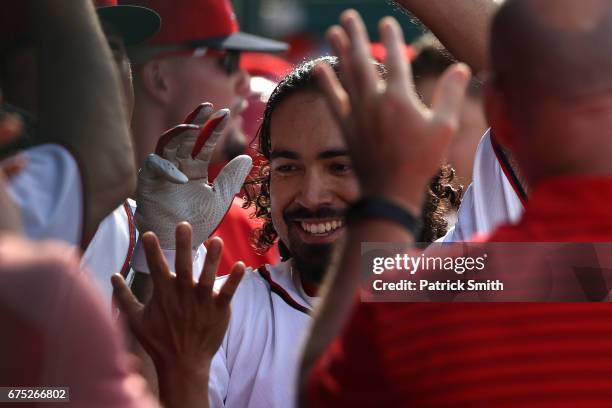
[275,164,298,174]
[330,162,352,174]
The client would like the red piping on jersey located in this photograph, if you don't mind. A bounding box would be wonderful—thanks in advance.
[490,136,528,207]
[119,201,136,278]
[257,266,310,315]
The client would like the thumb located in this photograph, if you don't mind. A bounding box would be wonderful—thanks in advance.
[212,155,253,203]
[111,274,144,329]
[140,154,189,184]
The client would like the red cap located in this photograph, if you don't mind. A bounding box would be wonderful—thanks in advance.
[240,53,293,82]
[122,0,288,52]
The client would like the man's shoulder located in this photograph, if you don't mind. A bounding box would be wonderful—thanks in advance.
[215,261,313,321]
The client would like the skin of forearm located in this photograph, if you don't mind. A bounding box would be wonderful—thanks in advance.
[394,0,502,71]
[298,219,414,405]
[28,0,136,244]
[157,361,211,408]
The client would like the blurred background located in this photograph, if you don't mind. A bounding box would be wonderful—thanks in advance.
[233,0,424,62]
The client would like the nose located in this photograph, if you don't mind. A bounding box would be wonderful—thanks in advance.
[234,67,252,99]
[295,169,333,210]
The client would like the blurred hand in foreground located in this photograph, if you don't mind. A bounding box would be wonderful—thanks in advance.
[315,10,471,214]
[112,222,245,408]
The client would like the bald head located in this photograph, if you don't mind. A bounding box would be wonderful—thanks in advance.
[491,0,612,100]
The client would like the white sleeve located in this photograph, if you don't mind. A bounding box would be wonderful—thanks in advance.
[208,344,229,407]
[8,144,83,245]
[439,129,524,243]
[131,239,206,278]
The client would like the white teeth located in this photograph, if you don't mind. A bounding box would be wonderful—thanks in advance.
[300,220,344,234]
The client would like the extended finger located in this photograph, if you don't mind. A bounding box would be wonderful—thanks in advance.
[314,62,351,126]
[327,25,358,100]
[380,17,413,98]
[175,222,194,289]
[340,10,379,97]
[155,124,200,160]
[183,103,214,125]
[215,262,246,308]
[198,237,223,296]
[142,231,174,291]
[191,108,230,160]
[431,63,471,136]
[111,273,144,322]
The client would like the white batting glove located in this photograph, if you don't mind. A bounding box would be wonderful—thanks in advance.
[135,104,253,249]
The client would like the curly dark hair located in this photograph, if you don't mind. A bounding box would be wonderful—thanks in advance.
[244,56,462,253]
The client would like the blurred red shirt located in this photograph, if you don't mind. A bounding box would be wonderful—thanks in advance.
[308,177,612,407]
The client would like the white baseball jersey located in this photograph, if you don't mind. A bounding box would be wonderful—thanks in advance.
[440,129,525,242]
[209,260,316,408]
[8,144,82,245]
[82,200,137,303]
[83,199,206,307]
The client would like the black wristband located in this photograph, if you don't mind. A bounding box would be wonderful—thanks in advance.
[346,197,423,238]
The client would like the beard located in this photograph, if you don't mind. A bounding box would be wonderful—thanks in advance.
[283,206,345,285]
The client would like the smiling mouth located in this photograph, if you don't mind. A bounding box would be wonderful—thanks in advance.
[297,219,344,235]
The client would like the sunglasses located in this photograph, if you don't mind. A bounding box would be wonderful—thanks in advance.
[206,49,242,75]
[153,47,242,75]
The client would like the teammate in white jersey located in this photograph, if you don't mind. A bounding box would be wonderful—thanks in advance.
[439,129,524,242]
[397,0,529,241]
[116,56,460,408]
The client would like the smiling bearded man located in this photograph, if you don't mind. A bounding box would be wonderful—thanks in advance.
[207,56,460,408]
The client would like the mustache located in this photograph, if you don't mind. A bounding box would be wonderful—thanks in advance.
[284,207,345,222]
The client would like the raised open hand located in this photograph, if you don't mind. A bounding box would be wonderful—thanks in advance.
[315,10,471,213]
[112,222,244,372]
[136,104,252,248]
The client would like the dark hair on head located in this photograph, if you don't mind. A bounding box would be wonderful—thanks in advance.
[243,56,462,253]
[256,56,379,160]
[411,33,482,98]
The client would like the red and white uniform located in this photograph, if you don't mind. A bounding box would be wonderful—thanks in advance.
[84,199,207,306]
[209,260,315,408]
[440,129,525,242]
[81,200,137,303]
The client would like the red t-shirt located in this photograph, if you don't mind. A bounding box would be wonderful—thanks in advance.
[308,177,612,407]
[213,198,279,275]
